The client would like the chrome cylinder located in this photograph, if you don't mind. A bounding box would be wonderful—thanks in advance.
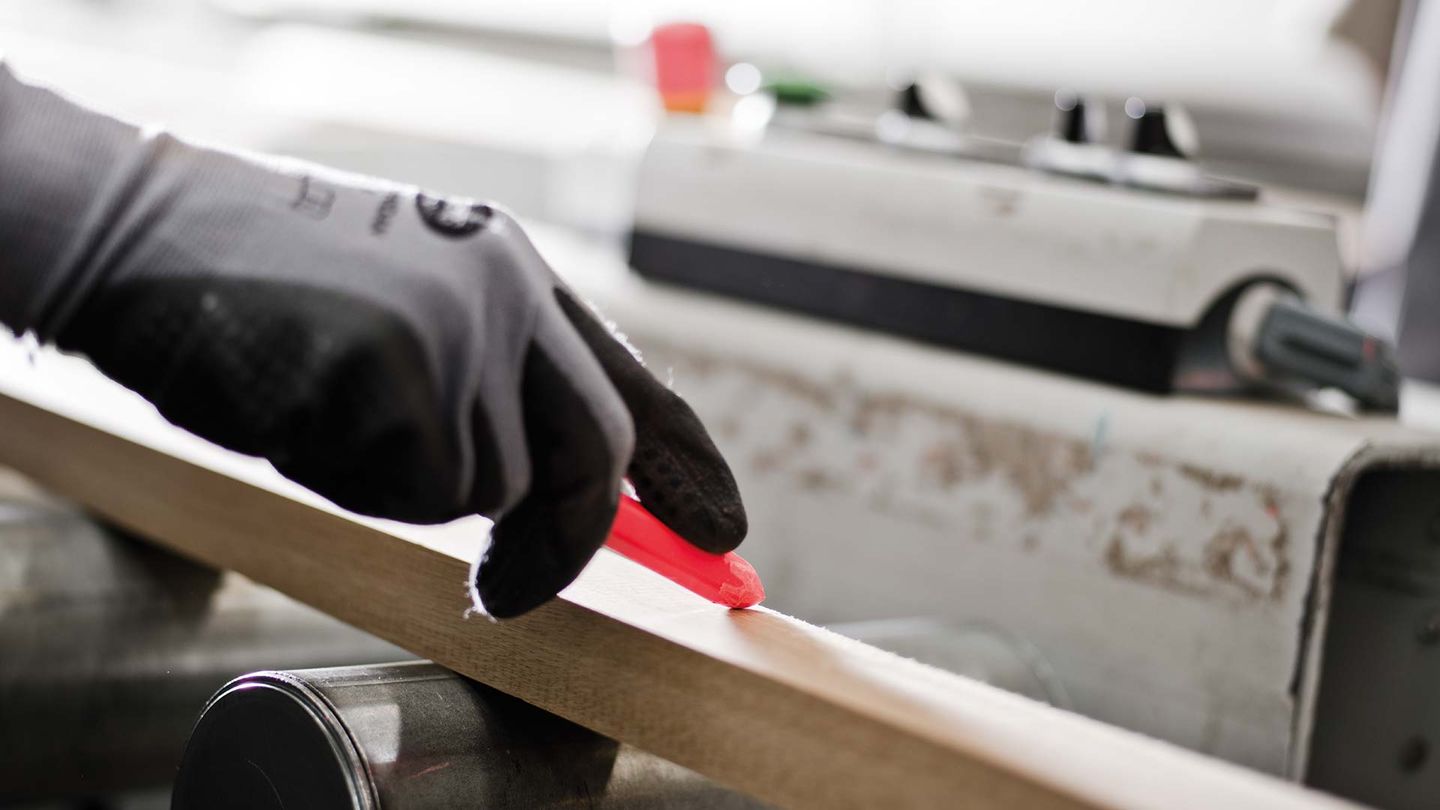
[172,661,767,809]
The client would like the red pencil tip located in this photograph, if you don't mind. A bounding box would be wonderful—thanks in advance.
[717,553,766,609]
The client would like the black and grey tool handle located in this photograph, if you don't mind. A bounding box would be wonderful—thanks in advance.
[1229,284,1402,413]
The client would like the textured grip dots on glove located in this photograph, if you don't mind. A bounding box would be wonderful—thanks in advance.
[553,289,747,554]
[0,75,751,621]
[60,276,465,524]
[473,289,748,618]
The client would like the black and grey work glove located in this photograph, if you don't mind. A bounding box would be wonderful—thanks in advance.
[0,66,746,617]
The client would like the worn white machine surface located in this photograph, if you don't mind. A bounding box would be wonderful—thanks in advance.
[522,226,1440,779]
[634,120,1346,325]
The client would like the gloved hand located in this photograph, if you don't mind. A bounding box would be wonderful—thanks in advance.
[0,66,746,617]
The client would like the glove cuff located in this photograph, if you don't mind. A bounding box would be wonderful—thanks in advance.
[0,63,148,339]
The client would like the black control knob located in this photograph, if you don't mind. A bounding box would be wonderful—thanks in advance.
[899,81,935,121]
[1125,98,1187,158]
[1053,90,1095,144]
[895,76,971,126]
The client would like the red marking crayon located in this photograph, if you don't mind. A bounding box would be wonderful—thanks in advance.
[604,494,765,609]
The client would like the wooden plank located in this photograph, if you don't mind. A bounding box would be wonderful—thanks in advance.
[0,354,1362,810]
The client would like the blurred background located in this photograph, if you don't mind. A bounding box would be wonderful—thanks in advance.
[0,0,1398,234]
[6,1,1440,808]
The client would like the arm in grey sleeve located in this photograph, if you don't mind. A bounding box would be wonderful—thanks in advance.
[0,63,145,337]
[0,64,746,618]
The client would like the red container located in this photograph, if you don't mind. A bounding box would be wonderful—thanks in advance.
[650,22,716,113]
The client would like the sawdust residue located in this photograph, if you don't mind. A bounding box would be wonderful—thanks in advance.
[1177,464,1245,492]
[1201,526,1271,600]
[1105,486,1290,602]
[636,336,1296,605]
[856,394,1091,517]
[1104,536,1204,596]
[1117,504,1153,535]
[796,468,846,492]
[713,369,1094,518]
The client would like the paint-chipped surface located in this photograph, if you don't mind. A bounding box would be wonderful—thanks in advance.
[1104,473,1289,603]
[609,328,1395,777]
[643,338,1297,607]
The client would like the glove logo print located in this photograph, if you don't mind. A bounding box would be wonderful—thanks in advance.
[371,192,400,235]
[291,176,335,220]
[415,193,494,238]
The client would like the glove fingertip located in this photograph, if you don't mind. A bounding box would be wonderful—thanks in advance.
[472,532,575,620]
[551,283,748,553]
[629,462,747,553]
[472,484,622,619]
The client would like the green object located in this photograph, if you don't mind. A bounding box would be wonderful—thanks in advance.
[765,78,830,107]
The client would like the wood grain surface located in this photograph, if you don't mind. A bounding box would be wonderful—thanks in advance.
[0,357,1363,810]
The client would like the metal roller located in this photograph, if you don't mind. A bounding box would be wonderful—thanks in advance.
[0,469,409,802]
[172,660,768,809]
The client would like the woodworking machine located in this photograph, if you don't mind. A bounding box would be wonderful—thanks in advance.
[587,223,1440,810]
[630,91,1399,410]
[616,84,1429,802]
